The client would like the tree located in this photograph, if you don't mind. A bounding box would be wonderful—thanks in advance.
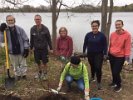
[101,0,114,42]
[46,0,70,50]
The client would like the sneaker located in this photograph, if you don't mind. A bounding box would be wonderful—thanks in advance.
[34,73,41,79]
[16,76,21,81]
[97,83,102,90]
[114,86,122,92]
[41,73,47,81]
[22,75,27,80]
[89,78,96,82]
[109,83,117,88]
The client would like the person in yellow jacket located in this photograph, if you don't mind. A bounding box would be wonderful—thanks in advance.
[57,56,90,100]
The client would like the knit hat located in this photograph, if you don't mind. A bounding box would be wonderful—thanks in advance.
[70,56,81,65]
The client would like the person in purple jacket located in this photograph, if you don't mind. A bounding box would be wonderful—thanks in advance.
[83,20,107,90]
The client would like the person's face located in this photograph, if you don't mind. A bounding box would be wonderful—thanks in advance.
[59,28,67,38]
[34,16,42,26]
[6,16,15,26]
[115,21,123,31]
[91,23,99,33]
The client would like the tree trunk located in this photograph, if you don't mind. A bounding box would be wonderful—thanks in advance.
[106,0,113,42]
[52,0,57,50]
[101,0,108,34]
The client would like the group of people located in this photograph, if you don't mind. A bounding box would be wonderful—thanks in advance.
[0,14,131,100]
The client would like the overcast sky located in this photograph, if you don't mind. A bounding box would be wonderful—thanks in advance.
[24,0,133,7]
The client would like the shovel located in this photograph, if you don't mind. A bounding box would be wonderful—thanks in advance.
[4,30,15,89]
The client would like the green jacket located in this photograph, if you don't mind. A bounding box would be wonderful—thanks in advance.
[60,62,89,89]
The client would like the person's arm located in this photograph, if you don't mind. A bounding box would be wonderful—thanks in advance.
[124,34,131,61]
[20,27,30,49]
[83,63,90,97]
[83,34,88,53]
[66,37,73,57]
[30,28,34,50]
[46,28,52,50]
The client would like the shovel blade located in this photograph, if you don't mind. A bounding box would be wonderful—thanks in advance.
[5,77,15,89]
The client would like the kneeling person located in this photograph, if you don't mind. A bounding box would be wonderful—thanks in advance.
[57,56,90,100]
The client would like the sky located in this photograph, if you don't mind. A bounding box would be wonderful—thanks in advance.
[1,0,133,8]
[23,0,133,7]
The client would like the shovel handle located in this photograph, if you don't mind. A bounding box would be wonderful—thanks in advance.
[4,30,10,69]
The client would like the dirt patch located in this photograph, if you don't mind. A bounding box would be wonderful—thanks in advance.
[0,94,21,100]
[38,94,68,100]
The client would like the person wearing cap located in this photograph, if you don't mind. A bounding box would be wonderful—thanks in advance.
[57,56,90,100]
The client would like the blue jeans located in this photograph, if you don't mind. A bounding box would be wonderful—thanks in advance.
[65,75,85,91]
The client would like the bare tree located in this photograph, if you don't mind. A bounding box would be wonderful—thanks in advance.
[101,0,114,42]
[47,0,70,50]
[1,0,28,6]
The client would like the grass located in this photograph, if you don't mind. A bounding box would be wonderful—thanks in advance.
[0,49,133,100]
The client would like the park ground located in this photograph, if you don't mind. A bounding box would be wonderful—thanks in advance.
[0,50,133,100]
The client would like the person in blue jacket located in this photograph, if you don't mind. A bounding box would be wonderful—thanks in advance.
[83,20,107,90]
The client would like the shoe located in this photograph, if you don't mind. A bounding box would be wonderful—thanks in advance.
[97,83,102,90]
[109,83,117,88]
[22,75,27,80]
[89,78,96,82]
[41,73,47,81]
[34,73,41,79]
[16,76,21,81]
[114,86,122,92]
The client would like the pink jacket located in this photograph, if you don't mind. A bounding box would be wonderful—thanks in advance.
[109,30,131,57]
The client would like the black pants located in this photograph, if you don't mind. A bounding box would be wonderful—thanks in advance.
[109,54,125,87]
[87,52,103,83]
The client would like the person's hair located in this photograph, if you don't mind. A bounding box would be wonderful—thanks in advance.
[59,27,68,34]
[70,56,81,65]
[6,15,15,22]
[34,14,42,19]
[91,20,100,26]
[115,20,124,25]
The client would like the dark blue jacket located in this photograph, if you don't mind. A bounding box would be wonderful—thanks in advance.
[83,31,107,55]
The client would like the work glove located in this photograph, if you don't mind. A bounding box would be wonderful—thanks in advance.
[123,61,129,66]
[124,56,129,66]
[57,82,62,92]
[0,23,7,32]
[84,91,90,100]
[23,49,29,58]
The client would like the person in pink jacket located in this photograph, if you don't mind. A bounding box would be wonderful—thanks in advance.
[108,20,131,92]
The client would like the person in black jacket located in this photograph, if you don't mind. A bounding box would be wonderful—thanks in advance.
[83,20,107,90]
[30,14,53,80]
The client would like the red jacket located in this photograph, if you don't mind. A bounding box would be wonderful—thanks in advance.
[109,30,131,57]
[56,36,73,57]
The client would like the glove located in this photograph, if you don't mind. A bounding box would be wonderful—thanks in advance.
[84,90,89,99]
[57,86,61,92]
[84,95,90,100]
[0,23,7,32]
[104,55,109,61]
[23,49,29,58]
[123,61,129,66]
[57,82,62,92]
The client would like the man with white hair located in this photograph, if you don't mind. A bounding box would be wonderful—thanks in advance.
[0,15,29,80]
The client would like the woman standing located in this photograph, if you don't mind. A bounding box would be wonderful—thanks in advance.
[108,20,131,92]
[83,20,107,90]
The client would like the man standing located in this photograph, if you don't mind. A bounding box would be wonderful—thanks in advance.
[0,15,29,80]
[30,14,53,80]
